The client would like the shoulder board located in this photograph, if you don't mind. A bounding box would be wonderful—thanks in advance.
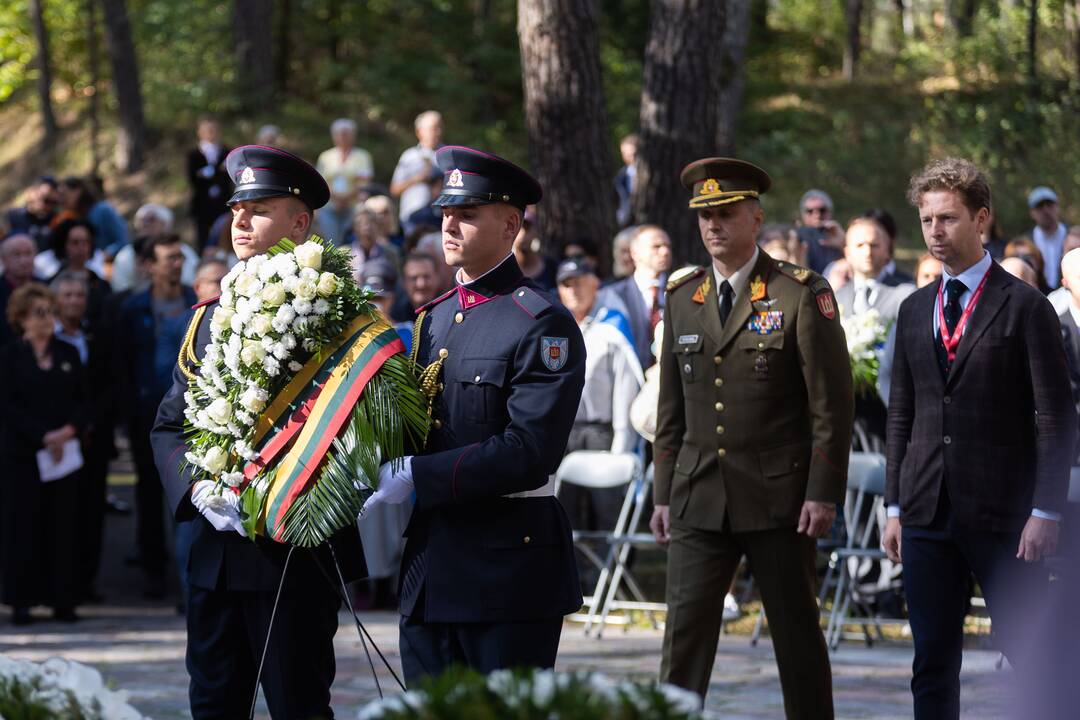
[774,261,832,293]
[511,286,552,318]
[191,295,220,310]
[665,266,705,293]
[416,287,456,314]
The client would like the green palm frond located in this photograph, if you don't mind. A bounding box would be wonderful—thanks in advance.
[275,361,430,548]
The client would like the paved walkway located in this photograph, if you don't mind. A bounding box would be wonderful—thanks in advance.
[0,481,1013,718]
[0,606,1011,719]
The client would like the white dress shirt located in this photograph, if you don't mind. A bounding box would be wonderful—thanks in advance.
[711,247,760,308]
[1033,223,1067,289]
[888,251,1059,521]
[576,312,645,454]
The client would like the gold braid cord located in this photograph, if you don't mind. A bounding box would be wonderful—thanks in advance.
[177,305,207,381]
[411,309,444,415]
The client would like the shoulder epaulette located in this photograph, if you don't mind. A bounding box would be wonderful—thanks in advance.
[511,286,552,318]
[416,287,456,314]
[665,265,705,293]
[774,261,832,293]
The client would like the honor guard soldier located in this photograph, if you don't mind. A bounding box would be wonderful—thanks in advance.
[151,145,367,720]
[360,146,586,682]
[650,158,854,717]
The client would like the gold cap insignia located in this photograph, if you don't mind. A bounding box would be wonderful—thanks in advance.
[239,167,256,185]
[447,169,464,188]
[701,178,720,195]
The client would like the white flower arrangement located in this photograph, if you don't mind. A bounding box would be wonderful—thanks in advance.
[356,669,703,719]
[841,308,891,395]
[0,655,144,719]
[181,235,429,546]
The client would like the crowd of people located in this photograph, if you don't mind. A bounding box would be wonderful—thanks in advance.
[0,110,1078,717]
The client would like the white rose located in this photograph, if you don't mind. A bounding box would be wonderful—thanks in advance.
[316,272,339,297]
[233,273,261,298]
[294,241,323,270]
[202,446,229,474]
[251,313,274,337]
[294,279,318,301]
[261,283,286,307]
[206,398,233,426]
[240,340,266,366]
[211,307,234,333]
[239,386,269,413]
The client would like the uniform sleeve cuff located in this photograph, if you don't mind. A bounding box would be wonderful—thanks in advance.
[1032,508,1062,522]
[887,504,901,518]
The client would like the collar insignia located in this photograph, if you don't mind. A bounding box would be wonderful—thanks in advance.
[750,275,766,303]
[691,275,711,304]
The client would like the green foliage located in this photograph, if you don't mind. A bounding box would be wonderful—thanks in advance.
[358,667,703,720]
[0,675,97,720]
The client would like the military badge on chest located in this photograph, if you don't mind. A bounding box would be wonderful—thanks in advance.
[746,274,783,335]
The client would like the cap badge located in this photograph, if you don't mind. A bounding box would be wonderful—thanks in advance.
[701,178,720,195]
[239,167,256,185]
[447,169,464,188]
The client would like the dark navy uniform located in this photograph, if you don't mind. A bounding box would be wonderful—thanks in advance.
[151,146,366,720]
[397,146,585,682]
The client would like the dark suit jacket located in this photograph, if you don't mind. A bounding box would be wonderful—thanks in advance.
[186,145,231,222]
[607,273,667,368]
[151,299,366,592]
[885,262,1076,532]
[1058,307,1080,463]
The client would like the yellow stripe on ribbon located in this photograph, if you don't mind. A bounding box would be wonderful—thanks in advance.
[257,316,397,533]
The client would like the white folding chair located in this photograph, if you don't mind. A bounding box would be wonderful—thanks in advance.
[823,451,906,649]
[554,451,658,635]
[590,462,667,638]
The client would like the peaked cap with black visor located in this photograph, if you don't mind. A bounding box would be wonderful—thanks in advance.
[431,145,542,212]
[679,157,772,209]
[225,145,330,211]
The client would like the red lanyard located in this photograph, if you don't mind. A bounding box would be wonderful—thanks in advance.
[936,266,991,363]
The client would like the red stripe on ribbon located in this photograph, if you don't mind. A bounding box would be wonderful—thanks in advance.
[241,383,325,484]
[270,338,405,539]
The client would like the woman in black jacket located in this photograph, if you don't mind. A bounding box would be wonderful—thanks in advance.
[0,283,87,624]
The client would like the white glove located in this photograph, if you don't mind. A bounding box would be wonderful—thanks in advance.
[359,457,414,518]
[190,480,248,537]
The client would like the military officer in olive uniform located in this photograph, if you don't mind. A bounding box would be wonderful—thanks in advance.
[360,146,586,683]
[650,158,854,718]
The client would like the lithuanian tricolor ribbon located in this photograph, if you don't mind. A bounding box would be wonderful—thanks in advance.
[242,315,405,540]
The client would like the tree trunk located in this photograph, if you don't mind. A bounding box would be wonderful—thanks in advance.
[87,0,101,175]
[632,0,727,266]
[1027,0,1038,83]
[233,0,275,106]
[100,0,146,172]
[274,0,291,95]
[517,0,617,273]
[715,0,750,155]
[28,0,58,149]
[948,0,978,36]
[843,0,864,80]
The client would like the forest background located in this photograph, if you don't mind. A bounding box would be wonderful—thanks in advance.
[0,0,1077,267]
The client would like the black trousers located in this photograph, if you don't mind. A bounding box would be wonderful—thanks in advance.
[186,574,342,720]
[77,428,112,597]
[901,523,1048,720]
[399,613,563,685]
